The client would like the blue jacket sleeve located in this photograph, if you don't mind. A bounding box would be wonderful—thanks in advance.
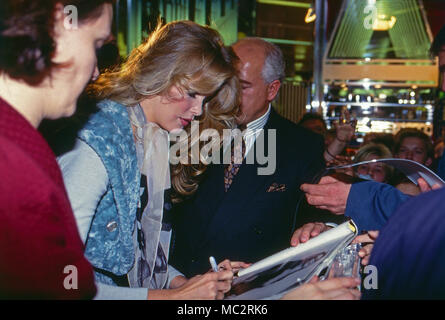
[345,181,412,232]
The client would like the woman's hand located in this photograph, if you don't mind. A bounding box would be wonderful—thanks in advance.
[150,269,234,300]
[218,259,251,274]
[281,276,361,300]
[166,258,251,300]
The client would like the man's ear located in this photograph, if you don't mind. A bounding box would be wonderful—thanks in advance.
[53,3,66,25]
[267,79,281,101]
[52,3,69,38]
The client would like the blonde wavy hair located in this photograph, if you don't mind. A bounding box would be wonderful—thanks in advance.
[353,143,394,181]
[89,20,241,202]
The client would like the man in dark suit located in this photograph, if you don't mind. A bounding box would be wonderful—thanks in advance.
[169,38,325,278]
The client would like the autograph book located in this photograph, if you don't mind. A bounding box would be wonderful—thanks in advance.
[225,220,358,300]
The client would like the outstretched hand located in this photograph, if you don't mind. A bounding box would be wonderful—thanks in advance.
[300,175,352,215]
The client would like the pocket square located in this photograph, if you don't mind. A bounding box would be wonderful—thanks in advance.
[266,183,286,192]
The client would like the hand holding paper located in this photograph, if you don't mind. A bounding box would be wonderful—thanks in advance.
[290,222,331,247]
[417,177,442,193]
[352,230,379,266]
[281,276,361,300]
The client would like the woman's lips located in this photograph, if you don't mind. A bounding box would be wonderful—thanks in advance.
[179,117,192,127]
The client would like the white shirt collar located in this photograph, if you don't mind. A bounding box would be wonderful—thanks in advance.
[245,104,271,132]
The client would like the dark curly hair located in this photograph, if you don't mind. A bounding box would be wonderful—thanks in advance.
[0,0,114,85]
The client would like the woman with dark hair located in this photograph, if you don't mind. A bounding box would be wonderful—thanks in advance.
[0,0,113,298]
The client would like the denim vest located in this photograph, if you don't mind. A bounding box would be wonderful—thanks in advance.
[78,100,140,285]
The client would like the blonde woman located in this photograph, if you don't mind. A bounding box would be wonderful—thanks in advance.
[58,21,242,299]
[353,143,393,183]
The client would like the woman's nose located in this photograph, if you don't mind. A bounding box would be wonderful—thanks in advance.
[191,96,204,116]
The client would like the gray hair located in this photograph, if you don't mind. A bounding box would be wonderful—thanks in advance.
[234,37,285,84]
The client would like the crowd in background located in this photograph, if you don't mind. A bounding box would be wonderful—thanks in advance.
[298,113,441,196]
